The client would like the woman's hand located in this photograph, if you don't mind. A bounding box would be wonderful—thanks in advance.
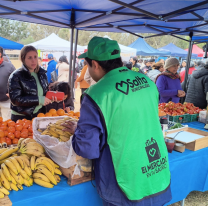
[65,107,71,113]
[61,121,77,134]
[44,97,52,106]
[177,90,186,97]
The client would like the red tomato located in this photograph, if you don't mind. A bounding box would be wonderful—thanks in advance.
[12,138,19,144]
[14,131,21,139]
[5,137,12,145]
[8,132,15,140]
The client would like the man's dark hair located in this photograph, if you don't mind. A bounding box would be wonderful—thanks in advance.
[85,50,123,73]
[59,55,69,64]
[132,56,138,63]
[51,82,71,98]
[0,47,3,58]
[123,61,132,70]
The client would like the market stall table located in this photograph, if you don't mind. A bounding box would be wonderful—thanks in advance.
[8,122,208,206]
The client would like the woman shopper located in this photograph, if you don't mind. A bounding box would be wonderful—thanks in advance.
[8,46,51,121]
[155,57,185,103]
[147,62,164,82]
[74,60,90,94]
[57,55,70,82]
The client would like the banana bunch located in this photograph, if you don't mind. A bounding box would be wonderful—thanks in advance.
[18,138,45,157]
[41,117,78,142]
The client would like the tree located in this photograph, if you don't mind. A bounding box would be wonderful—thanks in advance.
[20,36,35,45]
[58,28,70,41]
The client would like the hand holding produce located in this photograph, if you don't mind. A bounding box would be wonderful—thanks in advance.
[62,121,78,134]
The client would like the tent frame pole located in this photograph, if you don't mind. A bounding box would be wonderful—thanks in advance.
[72,29,79,99]
[69,28,74,87]
[182,32,193,93]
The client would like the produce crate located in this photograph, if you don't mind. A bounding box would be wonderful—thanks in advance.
[168,114,191,123]
[190,113,199,122]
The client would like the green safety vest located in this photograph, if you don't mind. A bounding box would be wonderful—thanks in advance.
[84,67,171,201]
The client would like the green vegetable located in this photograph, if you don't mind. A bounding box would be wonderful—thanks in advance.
[169,123,183,130]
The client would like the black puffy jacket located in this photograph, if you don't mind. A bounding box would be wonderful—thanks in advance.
[8,65,48,117]
[185,69,208,109]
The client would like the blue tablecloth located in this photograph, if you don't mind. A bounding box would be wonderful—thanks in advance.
[9,122,208,206]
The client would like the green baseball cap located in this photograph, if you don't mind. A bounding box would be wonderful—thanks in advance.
[78,36,121,61]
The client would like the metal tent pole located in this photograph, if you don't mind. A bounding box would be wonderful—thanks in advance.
[69,27,74,86]
[72,29,79,99]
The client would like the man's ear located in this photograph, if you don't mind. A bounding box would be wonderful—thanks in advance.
[91,60,100,70]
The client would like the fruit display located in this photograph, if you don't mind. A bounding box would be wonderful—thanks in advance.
[159,102,202,116]
[40,116,78,142]
[37,109,80,119]
[0,138,62,198]
[0,117,33,146]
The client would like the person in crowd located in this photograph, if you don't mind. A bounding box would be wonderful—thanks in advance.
[195,60,205,70]
[63,37,171,206]
[155,57,185,103]
[185,63,208,109]
[56,55,70,82]
[130,56,140,72]
[123,61,132,70]
[142,60,152,73]
[178,60,186,73]
[84,67,96,86]
[148,62,164,82]
[74,60,90,94]
[180,61,196,83]
[8,46,51,122]
[0,47,15,121]
[38,57,42,67]
[47,82,74,112]
[47,54,57,83]
[149,58,155,67]
[158,59,165,64]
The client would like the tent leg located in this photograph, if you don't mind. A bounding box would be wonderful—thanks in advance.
[72,29,79,99]
[69,27,74,87]
[181,199,185,206]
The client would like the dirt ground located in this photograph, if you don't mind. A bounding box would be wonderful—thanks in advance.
[74,86,208,206]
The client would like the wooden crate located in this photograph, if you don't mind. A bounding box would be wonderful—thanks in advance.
[0,196,12,206]
[166,127,208,151]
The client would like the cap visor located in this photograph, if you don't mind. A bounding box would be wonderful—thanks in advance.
[78,52,87,59]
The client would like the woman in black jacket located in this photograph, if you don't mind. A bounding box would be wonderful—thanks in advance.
[47,82,74,112]
[8,46,51,121]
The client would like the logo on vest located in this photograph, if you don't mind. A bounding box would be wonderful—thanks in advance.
[115,76,150,95]
[141,138,168,178]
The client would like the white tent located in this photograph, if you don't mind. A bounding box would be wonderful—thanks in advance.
[83,36,137,61]
[27,33,85,52]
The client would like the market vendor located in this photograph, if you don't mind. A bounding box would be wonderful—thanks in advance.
[63,37,172,206]
[8,46,51,121]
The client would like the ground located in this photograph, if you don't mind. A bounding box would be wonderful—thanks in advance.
[74,86,208,206]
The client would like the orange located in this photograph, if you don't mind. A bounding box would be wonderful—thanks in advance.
[16,120,23,125]
[8,127,15,133]
[23,122,30,129]
[52,114,59,117]
[0,130,4,138]
[12,138,19,144]
[8,132,15,140]
[49,109,57,115]
[57,109,65,116]
[15,125,23,131]
[0,137,6,143]
[45,113,52,117]
[20,132,28,138]
[28,127,33,133]
[0,117,3,123]
[2,122,7,127]
[8,121,15,127]
[22,119,28,122]
[14,131,21,139]
[0,125,7,131]
[37,113,45,117]
[4,131,8,137]
[74,112,80,117]
[22,129,28,134]
[5,137,11,145]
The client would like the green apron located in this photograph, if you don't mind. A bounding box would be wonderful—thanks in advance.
[84,67,171,201]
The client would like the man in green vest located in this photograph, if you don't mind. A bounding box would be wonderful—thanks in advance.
[64,37,172,206]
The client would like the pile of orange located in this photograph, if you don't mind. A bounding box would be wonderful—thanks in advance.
[37,109,80,119]
[0,117,33,145]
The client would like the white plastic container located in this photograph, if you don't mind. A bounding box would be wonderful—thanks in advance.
[198,111,207,124]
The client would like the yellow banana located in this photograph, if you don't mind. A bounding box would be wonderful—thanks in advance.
[40,153,46,157]
[41,129,51,135]
[55,125,65,130]
[1,163,12,182]
[24,164,32,177]
[0,192,4,198]
[9,157,21,173]
[20,154,30,160]
[0,147,18,161]
[28,178,33,186]
[0,148,8,154]
[18,156,30,167]
[0,158,10,164]
[65,131,72,137]
[19,169,30,181]
[38,157,58,169]
[23,179,30,187]
[35,159,54,175]
[4,159,18,175]
[24,142,45,153]
[17,184,23,190]
[33,173,50,183]
[18,138,24,148]
[0,169,11,190]
[0,186,9,195]
[21,149,43,157]
[59,135,70,142]
[54,168,62,175]
[30,156,36,171]
[34,179,54,188]
[9,170,23,185]
[48,128,59,138]
[36,165,57,185]
[21,138,36,148]
[10,183,18,191]
[14,156,25,169]
[10,175,17,185]
[54,175,61,183]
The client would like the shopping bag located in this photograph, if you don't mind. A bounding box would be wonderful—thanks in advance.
[51,69,58,82]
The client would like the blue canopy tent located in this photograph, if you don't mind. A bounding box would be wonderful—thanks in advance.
[158,43,198,58]
[128,37,170,56]
[0,36,23,50]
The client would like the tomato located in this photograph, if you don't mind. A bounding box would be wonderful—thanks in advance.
[8,127,15,133]
[16,120,23,125]
[2,122,7,127]
[22,129,28,134]
[0,137,6,143]
[5,137,11,145]
[28,127,33,133]
[0,117,3,123]
[4,131,8,137]
[8,121,15,127]
[23,123,29,129]
[8,132,15,139]
[12,138,19,144]
[15,125,23,131]
[0,125,7,131]
[20,132,28,138]
[14,131,21,139]
[0,130,4,138]
[28,135,33,139]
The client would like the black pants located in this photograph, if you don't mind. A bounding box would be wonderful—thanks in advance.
[81,88,87,94]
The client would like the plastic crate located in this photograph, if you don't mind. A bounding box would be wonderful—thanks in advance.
[168,114,191,123]
[190,113,199,122]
